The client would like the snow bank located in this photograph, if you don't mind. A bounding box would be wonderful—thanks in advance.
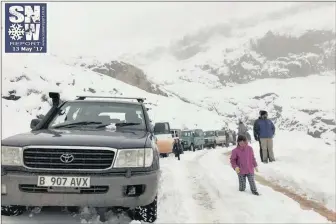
[249,131,336,212]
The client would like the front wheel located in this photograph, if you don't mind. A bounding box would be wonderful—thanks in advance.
[160,153,168,158]
[130,196,157,223]
[1,206,26,216]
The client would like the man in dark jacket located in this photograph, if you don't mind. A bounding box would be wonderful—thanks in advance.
[173,139,183,160]
[253,110,276,163]
[253,112,263,161]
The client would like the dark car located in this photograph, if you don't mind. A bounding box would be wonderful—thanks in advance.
[1,93,160,223]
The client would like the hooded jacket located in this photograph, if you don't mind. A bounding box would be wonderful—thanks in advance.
[230,144,257,174]
[254,117,275,139]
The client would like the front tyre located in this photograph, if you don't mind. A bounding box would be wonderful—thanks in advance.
[1,206,25,216]
[131,196,157,223]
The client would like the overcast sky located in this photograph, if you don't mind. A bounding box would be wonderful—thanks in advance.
[47,2,303,57]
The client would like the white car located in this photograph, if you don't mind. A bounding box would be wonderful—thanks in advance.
[215,130,227,147]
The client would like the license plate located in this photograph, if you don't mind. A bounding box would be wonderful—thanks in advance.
[37,176,90,188]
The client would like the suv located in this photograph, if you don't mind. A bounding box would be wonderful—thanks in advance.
[215,130,227,147]
[153,122,174,158]
[204,131,216,149]
[1,93,160,223]
[180,129,205,151]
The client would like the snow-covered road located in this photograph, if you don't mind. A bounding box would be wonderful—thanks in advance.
[2,148,331,224]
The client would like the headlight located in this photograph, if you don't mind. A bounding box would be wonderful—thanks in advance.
[114,148,154,168]
[1,146,23,166]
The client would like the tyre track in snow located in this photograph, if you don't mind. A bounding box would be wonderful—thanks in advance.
[157,148,331,223]
[222,150,336,222]
[183,151,224,223]
[157,150,225,223]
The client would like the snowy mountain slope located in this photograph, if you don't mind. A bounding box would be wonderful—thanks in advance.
[72,4,335,145]
[162,72,336,144]
[118,3,335,83]
[1,54,226,139]
[101,3,335,143]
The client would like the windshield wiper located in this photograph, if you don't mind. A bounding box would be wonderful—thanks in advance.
[94,122,141,129]
[115,122,141,127]
[52,121,103,129]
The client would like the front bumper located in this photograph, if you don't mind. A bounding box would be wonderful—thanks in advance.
[1,170,159,208]
[157,139,173,154]
[204,140,215,146]
[181,141,190,148]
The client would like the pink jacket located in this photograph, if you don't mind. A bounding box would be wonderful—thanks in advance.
[230,145,258,174]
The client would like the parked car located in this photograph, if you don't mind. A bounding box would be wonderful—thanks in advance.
[215,130,227,147]
[223,129,236,147]
[1,93,160,223]
[204,130,216,148]
[180,129,205,151]
[154,122,174,158]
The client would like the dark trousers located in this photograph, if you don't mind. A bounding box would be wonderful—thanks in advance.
[238,173,258,193]
[258,140,263,161]
[175,153,180,160]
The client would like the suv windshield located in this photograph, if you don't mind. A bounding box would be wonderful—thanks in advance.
[218,131,225,136]
[49,101,146,130]
[181,131,192,137]
[204,131,215,137]
[154,123,170,135]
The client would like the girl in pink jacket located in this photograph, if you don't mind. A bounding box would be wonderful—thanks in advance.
[230,135,260,195]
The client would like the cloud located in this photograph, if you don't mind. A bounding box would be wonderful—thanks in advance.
[44,2,327,57]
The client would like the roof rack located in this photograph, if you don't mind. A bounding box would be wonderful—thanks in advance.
[75,95,146,103]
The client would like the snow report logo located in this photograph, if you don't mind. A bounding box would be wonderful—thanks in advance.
[5,3,47,53]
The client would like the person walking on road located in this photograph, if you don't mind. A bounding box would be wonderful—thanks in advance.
[230,135,259,196]
[237,120,251,142]
[253,110,276,163]
[173,138,183,160]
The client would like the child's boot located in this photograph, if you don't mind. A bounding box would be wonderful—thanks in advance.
[252,191,259,196]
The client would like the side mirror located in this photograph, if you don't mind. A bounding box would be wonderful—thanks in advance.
[150,125,154,133]
[30,119,41,129]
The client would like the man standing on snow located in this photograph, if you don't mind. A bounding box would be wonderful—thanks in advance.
[253,110,276,163]
[253,112,263,161]
[238,120,250,142]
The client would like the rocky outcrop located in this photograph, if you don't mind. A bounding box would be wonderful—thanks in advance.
[196,30,335,84]
[79,61,168,97]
